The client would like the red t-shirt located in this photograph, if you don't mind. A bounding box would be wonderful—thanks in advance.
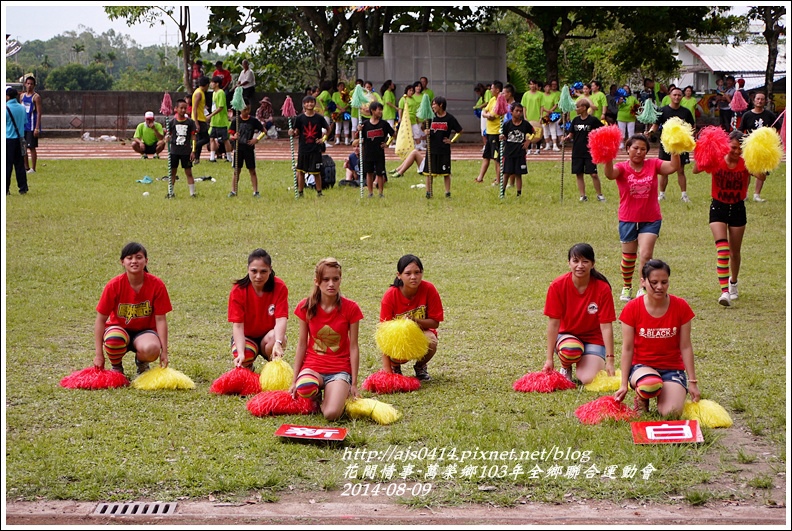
[96,272,172,332]
[379,281,444,334]
[711,158,750,204]
[294,297,363,374]
[543,272,615,345]
[227,277,289,337]
[619,294,694,370]
[213,68,232,89]
[614,158,664,222]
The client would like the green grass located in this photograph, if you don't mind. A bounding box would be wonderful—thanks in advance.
[4,156,787,505]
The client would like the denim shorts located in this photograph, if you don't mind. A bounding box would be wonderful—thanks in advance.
[629,363,688,390]
[619,220,662,243]
[321,371,352,386]
[556,334,606,360]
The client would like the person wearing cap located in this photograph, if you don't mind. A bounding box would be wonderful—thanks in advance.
[236,59,256,103]
[6,87,29,195]
[132,111,165,159]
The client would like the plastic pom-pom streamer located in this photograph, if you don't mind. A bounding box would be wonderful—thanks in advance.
[375,319,429,362]
[636,99,659,124]
[513,370,576,393]
[345,397,401,425]
[417,94,433,121]
[60,366,129,390]
[558,85,576,113]
[361,370,421,394]
[575,396,638,425]
[587,125,622,163]
[729,90,748,112]
[280,95,297,119]
[493,93,509,116]
[260,358,294,391]
[131,367,195,390]
[231,87,246,112]
[583,369,622,392]
[210,367,261,396]
[660,116,696,154]
[247,391,317,416]
[742,127,783,174]
[351,84,368,109]
[693,126,730,174]
[682,399,733,428]
[160,93,172,116]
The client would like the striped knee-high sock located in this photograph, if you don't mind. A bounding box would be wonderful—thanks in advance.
[621,252,637,289]
[716,239,730,293]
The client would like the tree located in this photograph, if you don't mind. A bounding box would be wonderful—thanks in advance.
[746,6,786,99]
[93,52,104,64]
[105,6,196,91]
[71,42,85,64]
[44,63,113,90]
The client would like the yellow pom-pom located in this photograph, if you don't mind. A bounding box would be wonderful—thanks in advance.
[682,399,733,428]
[583,370,622,392]
[742,127,783,174]
[260,358,294,391]
[345,397,402,425]
[660,116,696,155]
[132,366,195,390]
[374,319,429,362]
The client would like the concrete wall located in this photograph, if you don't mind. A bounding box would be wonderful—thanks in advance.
[36,91,304,137]
[358,32,507,140]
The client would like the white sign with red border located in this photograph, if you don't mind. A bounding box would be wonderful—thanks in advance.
[275,423,348,441]
[631,420,703,444]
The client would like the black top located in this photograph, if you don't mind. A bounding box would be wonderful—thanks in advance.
[569,115,602,159]
[502,119,535,158]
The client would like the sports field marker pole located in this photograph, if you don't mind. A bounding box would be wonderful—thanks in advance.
[280,96,298,199]
[160,93,174,198]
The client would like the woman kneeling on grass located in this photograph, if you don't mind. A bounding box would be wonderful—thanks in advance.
[93,242,171,377]
[290,258,363,421]
[614,259,700,415]
[542,243,616,384]
[380,254,444,381]
[228,249,288,371]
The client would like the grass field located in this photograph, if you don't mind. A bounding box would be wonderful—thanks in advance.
[4,156,788,506]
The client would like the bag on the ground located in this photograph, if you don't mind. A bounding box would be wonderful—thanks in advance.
[321,154,336,188]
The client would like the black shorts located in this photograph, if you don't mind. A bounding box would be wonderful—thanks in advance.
[658,146,690,165]
[362,154,386,176]
[125,329,158,353]
[210,126,229,141]
[170,153,193,169]
[503,155,527,175]
[571,157,597,175]
[24,130,39,148]
[709,199,746,227]
[482,134,500,160]
[237,146,256,169]
[143,142,158,155]
[427,152,452,175]
[297,151,322,174]
[196,121,209,136]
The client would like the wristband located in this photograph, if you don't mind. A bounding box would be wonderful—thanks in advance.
[276,340,283,345]
[606,355,615,358]
[451,132,461,143]
[257,132,265,141]
[688,379,698,383]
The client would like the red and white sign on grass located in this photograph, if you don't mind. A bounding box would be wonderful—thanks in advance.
[275,424,348,441]
[631,420,704,444]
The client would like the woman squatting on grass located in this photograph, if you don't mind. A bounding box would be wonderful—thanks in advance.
[290,258,363,421]
[380,255,444,382]
[93,242,172,377]
[603,134,679,303]
[614,260,701,415]
[228,249,289,371]
[542,243,616,385]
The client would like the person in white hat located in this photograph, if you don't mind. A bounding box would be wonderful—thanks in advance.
[131,111,166,159]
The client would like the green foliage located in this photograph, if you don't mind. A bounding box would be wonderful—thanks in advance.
[44,63,113,90]
[113,65,183,92]
[4,157,786,504]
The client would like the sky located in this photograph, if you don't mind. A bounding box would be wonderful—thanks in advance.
[3,2,255,53]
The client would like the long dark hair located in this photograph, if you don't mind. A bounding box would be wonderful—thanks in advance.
[568,243,610,287]
[642,259,671,280]
[234,249,276,291]
[391,254,424,288]
[120,242,149,272]
[381,80,393,95]
[302,258,342,320]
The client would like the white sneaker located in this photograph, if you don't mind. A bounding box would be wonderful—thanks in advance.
[335,139,340,145]
[544,145,551,151]
[534,149,541,155]
[26,168,36,174]
[681,194,691,203]
[579,195,588,202]
[597,194,606,202]
[346,139,351,146]
[636,287,646,297]
[658,192,666,201]
[620,287,632,302]
[552,145,559,152]
[753,194,767,202]
[718,291,731,307]
[729,281,739,300]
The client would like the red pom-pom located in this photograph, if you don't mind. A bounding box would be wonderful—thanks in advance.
[575,396,637,425]
[60,366,129,390]
[513,370,576,393]
[493,93,509,116]
[246,391,318,416]
[587,125,622,164]
[693,126,730,174]
[729,90,748,112]
[210,367,261,396]
[281,96,297,118]
[361,370,421,394]
[160,93,173,116]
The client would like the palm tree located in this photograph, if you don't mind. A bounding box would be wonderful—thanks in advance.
[71,43,85,64]
[93,52,104,64]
